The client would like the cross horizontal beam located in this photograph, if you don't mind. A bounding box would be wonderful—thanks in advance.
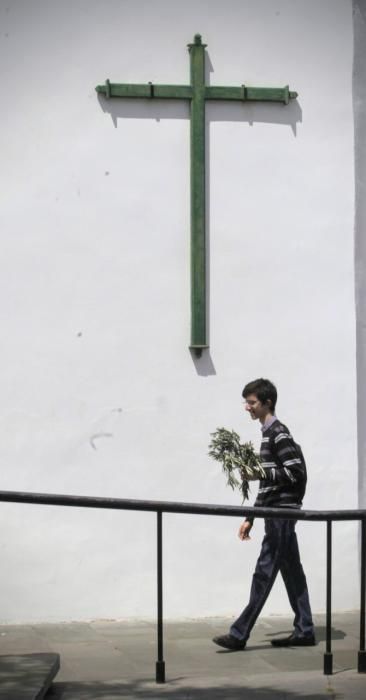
[96,81,297,105]
[96,81,192,100]
[205,85,297,103]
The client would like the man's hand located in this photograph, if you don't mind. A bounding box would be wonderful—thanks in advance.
[246,472,260,481]
[238,520,253,541]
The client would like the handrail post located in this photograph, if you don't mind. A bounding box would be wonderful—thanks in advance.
[358,517,366,672]
[324,520,333,675]
[156,510,165,683]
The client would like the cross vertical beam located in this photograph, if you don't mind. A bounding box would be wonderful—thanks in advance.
[189,36,207,355]
[95,35,297,356]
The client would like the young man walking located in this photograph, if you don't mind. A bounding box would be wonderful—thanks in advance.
[213,378,315,651]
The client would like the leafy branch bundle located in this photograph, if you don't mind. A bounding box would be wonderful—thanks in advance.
[208,427,266,501]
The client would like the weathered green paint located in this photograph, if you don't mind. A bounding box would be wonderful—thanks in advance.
[188,36,207,353]
[95,80,297,105]
[96,83,192,100]
[205,85,297,103]
[96,34,297,356]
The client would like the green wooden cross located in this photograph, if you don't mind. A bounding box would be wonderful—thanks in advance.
[96,34,297,357]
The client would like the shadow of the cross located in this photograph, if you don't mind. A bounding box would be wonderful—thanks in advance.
[207,99,302,136]
[97,93,302,136]
[189,348,216,376]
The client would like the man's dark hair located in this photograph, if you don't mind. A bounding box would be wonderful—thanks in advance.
[242,378,277,412]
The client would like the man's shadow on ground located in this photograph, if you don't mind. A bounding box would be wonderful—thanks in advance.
[265,626,346,642]
[215,626,346,653]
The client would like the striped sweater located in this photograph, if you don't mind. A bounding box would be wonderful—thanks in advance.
[251,419,307,516]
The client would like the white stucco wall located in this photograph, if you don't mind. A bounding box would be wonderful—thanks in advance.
[354,0,366,511]
[0,0,358,623]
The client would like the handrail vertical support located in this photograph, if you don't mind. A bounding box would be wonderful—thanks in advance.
[324,520,333,675]
[358,518,366,672]
[156,510,165,683]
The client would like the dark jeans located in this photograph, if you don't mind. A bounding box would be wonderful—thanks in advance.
[230,518,314,642]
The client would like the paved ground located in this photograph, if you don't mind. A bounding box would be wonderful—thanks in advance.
[0,611,365,698]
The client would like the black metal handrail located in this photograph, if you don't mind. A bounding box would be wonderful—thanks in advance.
[0,489,365,681]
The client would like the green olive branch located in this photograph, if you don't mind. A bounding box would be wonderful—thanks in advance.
[208,427,265,502]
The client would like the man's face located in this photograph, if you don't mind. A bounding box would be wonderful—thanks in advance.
[243,393,271,422]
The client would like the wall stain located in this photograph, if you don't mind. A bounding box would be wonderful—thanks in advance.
[89,432,113,450]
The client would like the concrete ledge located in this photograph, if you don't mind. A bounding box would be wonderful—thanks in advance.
[0,653,60,699]
[47,670,366,700]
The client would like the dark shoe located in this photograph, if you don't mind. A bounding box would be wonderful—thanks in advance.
[212,634,246,651]
[271,633,316,648]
